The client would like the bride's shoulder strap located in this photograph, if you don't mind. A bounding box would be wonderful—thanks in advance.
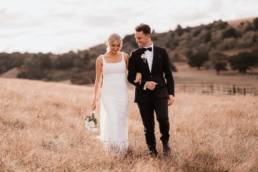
[121,52,128,67]
[96,55,105,67]
[122,52,129,61]
[121,52,124,60]
[122,52,127,61]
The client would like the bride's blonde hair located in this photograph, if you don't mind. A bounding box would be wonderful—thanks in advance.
[106,33,123,53]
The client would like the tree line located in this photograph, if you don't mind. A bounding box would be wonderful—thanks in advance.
[1,18,258,84]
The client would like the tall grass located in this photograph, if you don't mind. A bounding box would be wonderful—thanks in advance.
[0,78,257,172]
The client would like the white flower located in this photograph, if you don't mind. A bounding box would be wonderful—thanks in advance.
[141,53,147,63]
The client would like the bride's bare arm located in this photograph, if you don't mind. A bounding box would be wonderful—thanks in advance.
[124,52,141,84]
[124,52,129,70]
[91,56,103,110]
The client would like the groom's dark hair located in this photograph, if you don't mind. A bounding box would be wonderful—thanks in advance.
[135,24,151,35]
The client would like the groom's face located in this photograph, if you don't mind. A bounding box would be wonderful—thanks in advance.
[135,31,150,48]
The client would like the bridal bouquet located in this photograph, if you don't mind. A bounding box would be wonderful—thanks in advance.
[85,110,98,132]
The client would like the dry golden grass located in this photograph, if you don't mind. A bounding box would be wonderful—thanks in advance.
[174,63,258,86]
[0,78,257,172]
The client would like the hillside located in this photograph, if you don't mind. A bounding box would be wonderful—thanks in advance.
[228,17,255,28]
[1,17,258,84]
[0,78,257,171]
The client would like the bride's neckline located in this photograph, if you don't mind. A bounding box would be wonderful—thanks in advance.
[103,53,123,64]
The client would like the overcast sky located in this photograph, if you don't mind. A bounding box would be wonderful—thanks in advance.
[1,0,258,53]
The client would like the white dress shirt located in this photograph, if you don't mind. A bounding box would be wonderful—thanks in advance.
[143,43,154,90]
[143,43,154,71]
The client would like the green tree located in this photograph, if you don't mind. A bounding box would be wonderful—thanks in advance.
[253,17,258,30]
[175,24,183,36]
[214,61,227,75]
[187,50,209,69]
[228,52,257,73]
[204,31,212,43]
[222,27,239,38]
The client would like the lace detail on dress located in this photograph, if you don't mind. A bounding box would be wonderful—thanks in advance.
[102,140,128,156]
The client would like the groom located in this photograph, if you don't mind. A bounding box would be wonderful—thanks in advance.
[127,23,175,157]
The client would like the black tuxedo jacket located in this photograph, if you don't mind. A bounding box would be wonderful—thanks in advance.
[127,46,175,102]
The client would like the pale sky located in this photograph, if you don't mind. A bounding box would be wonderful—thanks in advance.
[1,0,258,53]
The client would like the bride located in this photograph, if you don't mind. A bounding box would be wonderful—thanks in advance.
[91,33,131,156]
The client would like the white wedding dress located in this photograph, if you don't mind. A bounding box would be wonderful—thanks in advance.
[99,52,128,155]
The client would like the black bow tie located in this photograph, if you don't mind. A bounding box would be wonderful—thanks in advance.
[143,47,152,51]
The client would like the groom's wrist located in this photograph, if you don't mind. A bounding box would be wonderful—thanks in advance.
[143,82,147,90]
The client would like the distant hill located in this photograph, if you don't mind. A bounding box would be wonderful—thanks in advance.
[1,17,258,84]
[86,17,258,62]
[228,17,255,27]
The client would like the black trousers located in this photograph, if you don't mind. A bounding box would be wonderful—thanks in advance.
[137,98,170,151]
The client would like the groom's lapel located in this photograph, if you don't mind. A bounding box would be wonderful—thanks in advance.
[138,50,151,74]
[151,46,158,74]
[145,59,151,74]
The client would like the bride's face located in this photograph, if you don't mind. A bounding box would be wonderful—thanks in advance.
[109,40,121,54]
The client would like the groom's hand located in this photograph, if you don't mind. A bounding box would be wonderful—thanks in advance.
[145,81,157,90]
[168,95,174,106]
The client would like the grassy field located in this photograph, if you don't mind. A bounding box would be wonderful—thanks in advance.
[0,78,257,172]
[174,63,258,86]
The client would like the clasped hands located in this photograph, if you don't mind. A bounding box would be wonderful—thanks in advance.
[134,73,157,90]
[134,73,174,106]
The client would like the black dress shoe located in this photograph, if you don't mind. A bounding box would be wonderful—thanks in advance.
[163,144,171,156]
[148,149,158,157]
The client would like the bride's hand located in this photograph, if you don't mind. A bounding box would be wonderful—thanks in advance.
[134,73,142,84]
[91,98,99,110]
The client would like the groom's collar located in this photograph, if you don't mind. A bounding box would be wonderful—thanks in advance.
[143,43,153,49]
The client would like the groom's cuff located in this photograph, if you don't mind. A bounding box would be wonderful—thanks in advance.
[143,82,147,90]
